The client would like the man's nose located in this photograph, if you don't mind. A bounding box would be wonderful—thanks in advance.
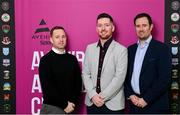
[139,26,144,31]
[60,38,63,41]
[101,25,105,30]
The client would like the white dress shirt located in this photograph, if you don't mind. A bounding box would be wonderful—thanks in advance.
[52,47,66,54]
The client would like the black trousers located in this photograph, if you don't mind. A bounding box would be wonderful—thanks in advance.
[128,100,170,114]
[87,104,124,114]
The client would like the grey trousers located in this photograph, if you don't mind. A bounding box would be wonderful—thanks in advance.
[40,104,66,114]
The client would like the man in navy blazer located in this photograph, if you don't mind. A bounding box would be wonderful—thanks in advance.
[125,13,171,113]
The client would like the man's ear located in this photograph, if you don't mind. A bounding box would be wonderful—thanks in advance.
[150,24,153,31]
[96,26,99,33]
[112,24,115,32]
[50,37,53,44]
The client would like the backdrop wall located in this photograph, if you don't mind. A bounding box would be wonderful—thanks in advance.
[15,0,164,114]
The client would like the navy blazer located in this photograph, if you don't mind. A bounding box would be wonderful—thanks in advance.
[125,39,171,113]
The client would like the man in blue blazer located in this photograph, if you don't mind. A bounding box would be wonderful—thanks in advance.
[125,13,171,113]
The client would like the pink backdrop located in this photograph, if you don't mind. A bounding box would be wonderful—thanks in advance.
[15,0,164,114]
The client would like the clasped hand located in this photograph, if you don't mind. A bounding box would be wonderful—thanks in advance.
[130,95,147,108]
[92,94,105,107]
[64,101,75,113]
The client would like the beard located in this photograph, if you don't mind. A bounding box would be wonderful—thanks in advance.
[99,32,112,40]
[100,35,110,40]
[139,36,147,40]
[137,32,148,40]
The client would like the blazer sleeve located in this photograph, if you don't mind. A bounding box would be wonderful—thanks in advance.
[82,45,97,99]
[124,63,134,98]
[100,46,128,101]
[143,45,171,105]
[124,46,136,98]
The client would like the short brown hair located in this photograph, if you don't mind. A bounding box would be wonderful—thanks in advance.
[50,26,65,37]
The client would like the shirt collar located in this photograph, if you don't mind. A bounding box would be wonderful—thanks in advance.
[137,35,152,48]
[52,47,66,54]
[97,37,113,48]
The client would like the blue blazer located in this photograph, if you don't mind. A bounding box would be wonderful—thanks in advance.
[125,39,171,113]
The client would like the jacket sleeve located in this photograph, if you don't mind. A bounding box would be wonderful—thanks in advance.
[124,47,135,99]
[82,45,97,99]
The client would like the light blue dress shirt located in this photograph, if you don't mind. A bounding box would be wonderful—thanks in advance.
[131,35,152,94]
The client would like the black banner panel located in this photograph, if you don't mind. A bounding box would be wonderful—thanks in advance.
[0,0,16,113]
[165,0,180,114]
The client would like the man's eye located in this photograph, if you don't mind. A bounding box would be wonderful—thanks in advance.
[98,25,102,27]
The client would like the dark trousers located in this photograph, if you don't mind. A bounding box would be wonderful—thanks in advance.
[40,104,65,114]
[128,100,170,114]
[87,104,124,114]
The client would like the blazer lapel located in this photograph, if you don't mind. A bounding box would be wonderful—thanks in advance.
[102,40,115,72]
[140,39,154,75]
[129,45,138,77]
[94,43,100,76]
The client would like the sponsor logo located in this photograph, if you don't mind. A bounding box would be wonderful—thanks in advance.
[34,19,50,33]
[4,94,10,101]
[32,19,51,45]
[172,69,178,78]
[2,36,11,45]
[4,70,10,79]
[172,58,179,66]
[171,103,178,113]
[2,25,10,34]
[1,13,10,22]
[171,81,179,90]
[3,82,11,91]
[171,24,179,33]
[170,36,179,44]
[3,59,10,67]
[172,92,178,100]
[3,104,11,112]
[171,1,180,10]
[171,47,178,55]
[1,1,9,11]
[3,47,9,56]
[171,13,180,22]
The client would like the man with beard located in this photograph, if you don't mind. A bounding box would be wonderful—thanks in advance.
[82,13,128,114]
[124,13,171,113]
